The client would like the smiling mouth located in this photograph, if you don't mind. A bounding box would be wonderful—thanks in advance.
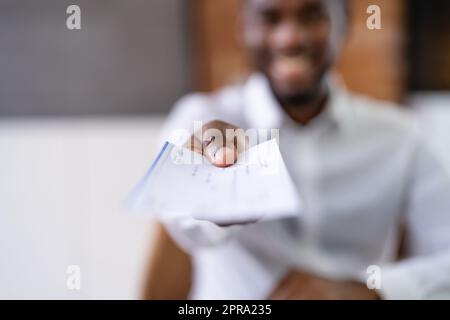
[270,54,315,85]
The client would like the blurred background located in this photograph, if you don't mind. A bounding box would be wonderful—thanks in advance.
[0,0,449,299]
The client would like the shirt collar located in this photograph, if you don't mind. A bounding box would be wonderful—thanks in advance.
[243,72,355,134]
[243,73,286,130]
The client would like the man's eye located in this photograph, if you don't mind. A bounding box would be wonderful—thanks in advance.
[299,7,327,24]
[260,10,281,25]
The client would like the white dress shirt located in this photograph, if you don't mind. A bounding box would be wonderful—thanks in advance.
[158,73,450,300]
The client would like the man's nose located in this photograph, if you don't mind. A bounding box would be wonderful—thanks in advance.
[271,20,310,54]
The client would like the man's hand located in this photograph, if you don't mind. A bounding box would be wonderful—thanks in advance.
[185,120,247,168]
[268,270,380,300]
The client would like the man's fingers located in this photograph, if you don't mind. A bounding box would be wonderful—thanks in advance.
[184,134,238,167]
[204,144,237,168]
[184,120,243,167]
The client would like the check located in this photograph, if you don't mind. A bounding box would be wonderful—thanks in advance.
[126,139,302,225]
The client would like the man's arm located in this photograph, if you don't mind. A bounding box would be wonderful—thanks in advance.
[268,270,379,300]
[376,136,450,299]
[267,132,450,300]
[141,222,192,300]
[141,120,248,300]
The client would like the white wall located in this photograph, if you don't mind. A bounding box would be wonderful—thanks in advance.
[0,116,164,299]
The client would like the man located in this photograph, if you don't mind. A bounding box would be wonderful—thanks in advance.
[142,0,450,299]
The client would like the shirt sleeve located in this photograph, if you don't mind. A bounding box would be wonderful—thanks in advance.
[378,132,450,299]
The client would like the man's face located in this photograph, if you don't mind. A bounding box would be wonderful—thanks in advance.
[243,0,344,103]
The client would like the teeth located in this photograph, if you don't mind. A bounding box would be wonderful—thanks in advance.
[277,55,309,64]
[271,54,312,81]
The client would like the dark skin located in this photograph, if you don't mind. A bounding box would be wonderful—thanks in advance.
[242,0,334,124]
[142,0,379,300]
[141,223,192,299]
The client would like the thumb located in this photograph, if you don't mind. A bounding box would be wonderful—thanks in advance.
[203,140,237,168]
